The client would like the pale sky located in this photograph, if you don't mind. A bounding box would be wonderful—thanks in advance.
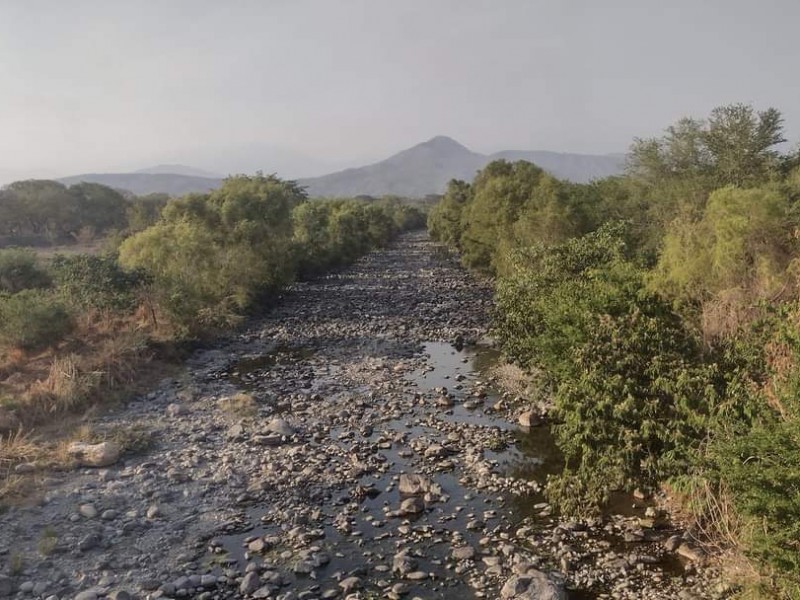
[1,0,798,181]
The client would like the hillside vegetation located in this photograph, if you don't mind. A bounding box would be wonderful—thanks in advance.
[428,103,800,598]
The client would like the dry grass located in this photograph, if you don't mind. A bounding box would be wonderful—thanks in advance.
[700,288,759,344]
[0,309,177,505]
[664,477,762,593]
[219,392,258,418]
[0,429,48,503]
[491,362,532,398]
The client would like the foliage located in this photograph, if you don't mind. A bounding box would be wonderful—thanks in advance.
[0,290,73,350]
[49,254,143,313]
[494,223,638,378]
[427,179,471,248]
[0,248,51,293]
[653,186,797,303]
[120,175,422,334]
[0,180,129,242]
[629,104,785,188]
[428,102,800,592]
[126,193,169,232]
[549,308,721,512]
[460,160,547,272]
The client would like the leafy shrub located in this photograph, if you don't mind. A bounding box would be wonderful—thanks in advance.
[0,248,51,293]
[0,290,73,350]
[49,254,143,313]
[709,421,800,598]
[494,222,638,380]
[548,308,721,513]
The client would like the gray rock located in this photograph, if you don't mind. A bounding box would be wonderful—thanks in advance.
[399,497,425,515]
[392,551,417,576]
[398,474,434,495]
[78,532,101,552]
[266,418,294,436]
[500,572,565,600]
[518,410,540,428]
[338,577,361,593]
[166,403,189,417]
[74,591,99,600]
[79,504,98,519]
[0,576,13,597]
[452,545,477,560]
[240,572,261,595]
[67,442,121,467]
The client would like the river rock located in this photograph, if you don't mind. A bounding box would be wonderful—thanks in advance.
[398,474,433,495]
[500,572,565,600]
[0,576,14,597]
[240,572,261,595]
[392,551,418,575]
[518,410,540,428]
[339,576,361,593]
[67,441,121,467]
[452,545,476,560]
[400,496,425,515]
[266,418,295,436]
[166,403,188,417]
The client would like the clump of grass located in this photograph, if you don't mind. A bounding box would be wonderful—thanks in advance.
[0,429,41,470]
[106,424,154,456]
[9,551,24,575]
[491,362,531,398]
[37,526,57,556]
[218,392,258,418]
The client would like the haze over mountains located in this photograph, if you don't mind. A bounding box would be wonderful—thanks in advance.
[53,137,625,197]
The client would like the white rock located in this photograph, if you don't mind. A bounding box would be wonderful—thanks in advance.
[67,442,121,468]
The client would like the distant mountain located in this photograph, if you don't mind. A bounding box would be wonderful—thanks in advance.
[54,137,625,197]
[57,173,222,196]
[299,136,624,197]
[135,164,222,178]
[298,136,486,198]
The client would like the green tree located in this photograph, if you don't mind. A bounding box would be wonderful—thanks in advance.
[427,179,471,248]
[70,182,129,236]
[460,160,545,272]
[703,104,785,187]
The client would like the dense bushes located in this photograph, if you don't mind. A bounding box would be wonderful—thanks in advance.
[0,175,425,348]
[0,249,51,293]
[119,175,425,334]
[430,103,800,596]
[50,255,143,313]
[0,290,73,351]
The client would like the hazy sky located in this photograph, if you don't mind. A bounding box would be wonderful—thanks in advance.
[1,0,799,181]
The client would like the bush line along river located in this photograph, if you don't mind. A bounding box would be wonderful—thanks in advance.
[0,233,728,600]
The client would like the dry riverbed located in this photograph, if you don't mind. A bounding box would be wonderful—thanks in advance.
[0,233,732,600]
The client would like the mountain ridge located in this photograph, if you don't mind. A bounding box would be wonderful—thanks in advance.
[55,136,625,197]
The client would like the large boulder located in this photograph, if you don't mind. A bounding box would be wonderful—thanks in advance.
[500,572,565,600]
[67,441,121,467]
